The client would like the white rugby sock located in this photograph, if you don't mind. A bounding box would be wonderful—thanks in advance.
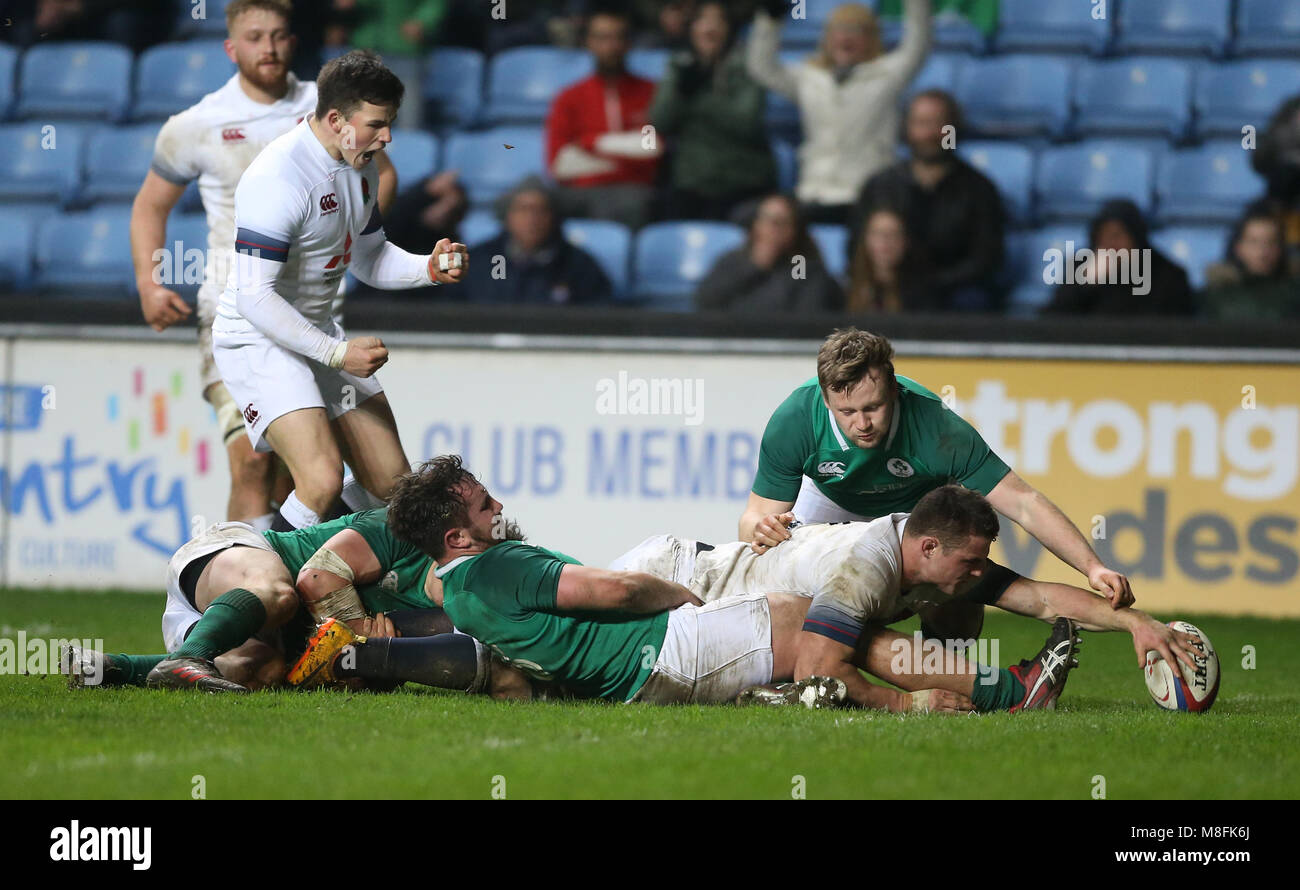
[277,491,321,529]
[340,469,385,511]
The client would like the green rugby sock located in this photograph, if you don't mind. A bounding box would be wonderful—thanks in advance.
[171,588,267,661]
[109,654,168,686]
[970,664,1024,712]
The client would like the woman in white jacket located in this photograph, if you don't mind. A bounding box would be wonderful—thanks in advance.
[747,0,932,225]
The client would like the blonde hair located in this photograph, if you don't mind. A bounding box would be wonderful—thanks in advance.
[810,3,882,69]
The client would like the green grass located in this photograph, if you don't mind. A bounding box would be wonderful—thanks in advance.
[1,589,1296,799]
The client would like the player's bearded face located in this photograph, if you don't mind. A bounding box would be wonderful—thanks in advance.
[229,11,295,92]
[826,373,895,448]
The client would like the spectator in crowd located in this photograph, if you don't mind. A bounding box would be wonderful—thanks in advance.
[845,208,936,313]
[450,0,590,53]
[746,0,932,226]
[649,2,775,222]
[1253,95,1300,255]
[632,0,695,49]
[547,8,662,228]
[1201,202,1300,321]
[849,89,1004,311]
[695,194,843,312]
[462,176,614,305]
[384,171,470,254]
[4,0,172,50]
[1042,200,1194,317]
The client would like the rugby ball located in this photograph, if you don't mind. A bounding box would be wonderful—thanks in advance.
[1143,621,1219,712]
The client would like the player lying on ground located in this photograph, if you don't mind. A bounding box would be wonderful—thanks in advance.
[615,487,1202,709]
[63,510,531,699]
[296,455,1061,711]
[739,327,1144,647]
[214,49,468,534]
[130,0,398,532]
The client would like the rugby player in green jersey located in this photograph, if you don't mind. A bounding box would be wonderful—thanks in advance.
[293,456,990,711]
[741,328,1137,646]
[64,510,525,697]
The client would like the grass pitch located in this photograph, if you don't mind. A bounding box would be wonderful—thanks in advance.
[1,589,1296,799]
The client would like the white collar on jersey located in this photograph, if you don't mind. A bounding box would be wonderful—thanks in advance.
[826,394,901,452]
[434,554,478,579]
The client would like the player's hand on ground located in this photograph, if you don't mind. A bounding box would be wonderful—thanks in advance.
[1089,565,1134,609]
[429,238,468,284]
[1131,616,1200,672]
[139,282,192,331]
[750,511,795,554]
[342,336,388,377]
[900,689,975,714]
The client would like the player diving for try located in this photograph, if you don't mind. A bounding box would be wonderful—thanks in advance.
[737,327,1206,678]
[131,0,399,532]
[214,49,467,535]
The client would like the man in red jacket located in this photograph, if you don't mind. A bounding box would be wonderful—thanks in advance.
[546,9,662,228]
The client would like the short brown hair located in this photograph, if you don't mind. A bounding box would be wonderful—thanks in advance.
[816,327,897,394]
[226,0,292,31]
[315,50,405,122]
[386,455,476,560]
[904,485,1000,550]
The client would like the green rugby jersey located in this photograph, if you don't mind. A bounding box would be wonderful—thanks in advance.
[753,376,1010,516]
[438,541,669,703]
[262,509,435,613]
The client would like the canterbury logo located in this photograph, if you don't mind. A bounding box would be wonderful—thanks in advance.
[242,404,259,425]
[222,128,245,142]
[817,461,846,476]
[320,193,339,214]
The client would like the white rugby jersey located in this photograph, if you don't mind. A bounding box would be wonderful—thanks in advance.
[696,516,953,646]
[150,72,317,297]
[215,118,432,364]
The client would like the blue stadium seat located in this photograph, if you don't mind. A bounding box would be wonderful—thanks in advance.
[1072,58,1193,141]
[765,50,807,140]
[1235,0,1300,56]
[1035,141,1155,221]
[82,124,160,203]
[443,127,546,205]
[627,48,671,82]
[1115,0,1231,57]
[995,0,1111,55]
[35,207,136,296]
[903,53,964,102]
[0,208,36,290]
[1156,142,1265,224]
[882,11,986,54]
[1004,224,1087,316]
[385,130,440,188]
[2,123,88,205]
[17,42,133,121]
[134,41,233,119]
[460,209,501,248]
[954,56,1072,138]
[179,179,203,212]
[422,48,485,127]
[1194,60,1300,139]
[780,4,832,49]
[483,47,592,124]
[159,212,210,297]
[0,44,17,120]
[772,139,797,192]
[564,219,631,296]
[1151,226,1228,290]
[174,0,233,39]
[809,224,848,281]
[959,140,1035,225]
[633,221,745,302]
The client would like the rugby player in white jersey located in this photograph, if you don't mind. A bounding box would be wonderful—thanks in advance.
[613,485,1202,710]
[213,49,468,533]
[130,0,398,532]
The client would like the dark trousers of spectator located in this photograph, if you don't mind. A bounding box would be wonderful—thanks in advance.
[555,184,654,229]
[662,186,773,224]
[800,202,853,227]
